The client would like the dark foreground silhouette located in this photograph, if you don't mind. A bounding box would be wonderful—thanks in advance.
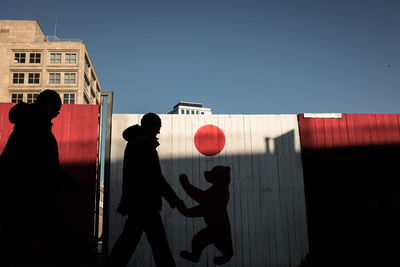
[0,90,83,267]
[106,113,181,267]
[177,165,234,265]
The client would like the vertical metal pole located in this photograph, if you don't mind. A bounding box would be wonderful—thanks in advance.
[94,98,103,255]
[101,91,113,256]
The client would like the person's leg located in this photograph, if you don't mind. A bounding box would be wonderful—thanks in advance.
[180,227,214,263]
[40,211,78,267]
[0,210,30,267]
[105,216,144,267]
[144,212,176,267]
[0,225,28,266]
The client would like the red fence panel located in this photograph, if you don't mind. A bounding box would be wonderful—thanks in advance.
[298,113,400,266]
[0,103,14,153]
[0,103,99,264]
[298,114,400,149]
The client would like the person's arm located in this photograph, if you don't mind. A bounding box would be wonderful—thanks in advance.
[0,154,5,197]
[117,141,136,215]
[58,169,84,195]
[159,175,180,208]
[177,200,203,217]
[145,140,180,208]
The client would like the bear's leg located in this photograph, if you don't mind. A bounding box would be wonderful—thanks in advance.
[213,234,234,265]
[180,227,214,263]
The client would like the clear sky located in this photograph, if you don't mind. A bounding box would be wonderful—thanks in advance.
[3,0,400,114]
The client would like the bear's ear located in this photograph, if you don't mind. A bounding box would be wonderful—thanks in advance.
[225,166,231,172]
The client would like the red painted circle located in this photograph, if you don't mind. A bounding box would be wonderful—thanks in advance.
[194,125,226,156]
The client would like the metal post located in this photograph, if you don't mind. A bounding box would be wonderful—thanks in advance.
[100,91,113,256]
[94,97,103,255]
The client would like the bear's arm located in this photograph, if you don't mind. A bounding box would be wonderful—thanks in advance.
[180,174,206,203]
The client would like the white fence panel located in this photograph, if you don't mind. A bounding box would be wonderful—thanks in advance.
[108,114,308,267]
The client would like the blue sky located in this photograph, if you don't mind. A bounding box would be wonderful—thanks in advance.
[3,0,400,114]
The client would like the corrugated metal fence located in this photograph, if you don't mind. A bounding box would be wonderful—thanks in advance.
[3,106,400,266]
[109,114,309,267]
[298,114,400,265]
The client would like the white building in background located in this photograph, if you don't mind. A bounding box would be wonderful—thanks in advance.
[168,101,212,115]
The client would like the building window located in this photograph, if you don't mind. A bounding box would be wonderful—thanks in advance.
[65,53,77,64]
[201,112,204,114]
[85,56,90,66]
[14,53,26,63]
[64,73,76,84]
[27,93,39,103]
[49,73,61,84]
[29,53,41,63]
[91,87,96,98]
[181,110,184,114]
[50,53,61,64]
[28,73,40,84]
[84,73,90,86]
[84,94,90,104]
[196,111,199,114]
[11,94,23,103]
[91,70,96,81]
[84,55,90,73]
[13,73,24,84]
[191,110,194,114]
[63,93,75,104]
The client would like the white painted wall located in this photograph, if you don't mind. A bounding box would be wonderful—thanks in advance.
[108,114,308,267]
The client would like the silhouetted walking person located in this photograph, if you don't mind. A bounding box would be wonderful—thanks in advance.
[106,113,180,267]
[0,90,81,267]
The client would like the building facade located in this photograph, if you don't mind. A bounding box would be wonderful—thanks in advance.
[168,101,212,115]
[0,20,101,104]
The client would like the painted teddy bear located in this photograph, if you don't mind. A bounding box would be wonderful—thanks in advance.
[177,165,233,265]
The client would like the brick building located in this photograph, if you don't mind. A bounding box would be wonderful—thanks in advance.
[0,20,102,104]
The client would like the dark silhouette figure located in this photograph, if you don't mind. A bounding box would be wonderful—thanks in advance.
[106,113,180,267]
[177,165,234,265]
[0,90,82,267]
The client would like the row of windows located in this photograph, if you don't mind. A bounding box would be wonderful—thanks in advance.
[49,53,77,64]
[11,93,38,104]
[180,109,205,115]
[13,73,40,84]
[14,52,77,64]
[11,93,75,104]
[14,53,41,63]
[84,82,97,99]
[12,73,76,85]
[83,88,100,105]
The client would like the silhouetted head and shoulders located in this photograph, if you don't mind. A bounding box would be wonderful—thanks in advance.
[123,113,162,148]
[8,90,61,129]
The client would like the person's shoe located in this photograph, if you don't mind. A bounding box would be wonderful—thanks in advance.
[180,250,200,263]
